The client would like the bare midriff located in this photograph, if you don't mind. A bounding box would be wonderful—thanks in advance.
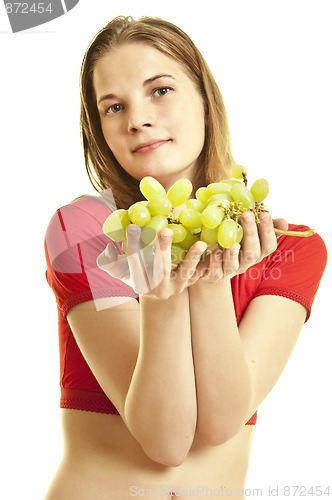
[44,409,255,500]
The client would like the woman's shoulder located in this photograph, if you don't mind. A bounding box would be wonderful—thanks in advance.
[44,192,136,314]
[63,190,117,220]
[44,191,121,272]
[45,191,117,238]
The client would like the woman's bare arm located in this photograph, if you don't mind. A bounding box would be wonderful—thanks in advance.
[67,290,196,467]
[66,229,209,467]
[189,278,253,444]
[189,212,306,444]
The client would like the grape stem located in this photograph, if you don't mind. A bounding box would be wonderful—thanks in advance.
[274,228,316,237]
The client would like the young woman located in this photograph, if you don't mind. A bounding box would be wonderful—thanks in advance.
[44,16,327,499]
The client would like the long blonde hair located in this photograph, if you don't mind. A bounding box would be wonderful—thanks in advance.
[80,16,235,209]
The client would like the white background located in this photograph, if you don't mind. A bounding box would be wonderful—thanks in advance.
[1,1,331,498]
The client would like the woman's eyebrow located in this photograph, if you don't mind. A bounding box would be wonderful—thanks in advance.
[143,73,175,86]
[97,74,175,106]
[97,93,117,105]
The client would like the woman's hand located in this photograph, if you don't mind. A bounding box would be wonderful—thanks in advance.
[200,212,288,282]
[97,212,287,292]
[97,225,208,298]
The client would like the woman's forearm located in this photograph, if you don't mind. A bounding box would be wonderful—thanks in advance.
[189,279,253,445]
[124,289,197,466]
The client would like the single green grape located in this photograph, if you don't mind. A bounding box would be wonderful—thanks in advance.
[140,215,168,245]
[178,208,202,231]
[250,178,269,202]
[147,198,172,216]
[206,182,232,198]
[220,179,242,185]
[178,227,199,250]
[231,164,248,180]
[186,198,206,213]
[140,176,166,201]
[196,186,210,205]
[103,209,131,242]
[200,225,219,246]
[167,178,193,207]
[231,183,255,211]
[168,223,187,243]
[217,219,238,248]
[171,244,187,265]
[207,193,233,207]
[128,202,151,226]
[201,205,224,229]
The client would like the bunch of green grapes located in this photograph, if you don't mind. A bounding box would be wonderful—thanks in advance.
[103,165,316,266]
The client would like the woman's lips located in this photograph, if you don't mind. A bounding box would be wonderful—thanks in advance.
[133,139,171,153]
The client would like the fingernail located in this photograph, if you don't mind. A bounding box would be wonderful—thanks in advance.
[197,242,208,253]
[126,225,140,236]
[231,243,241,255]
[215,249,223,261]
[242,212,254,224]
[260,213,271,224]
[160,232,171,240]
[159,229,173,240]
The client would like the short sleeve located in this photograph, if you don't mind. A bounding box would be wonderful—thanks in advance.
[44,196,138,316]
[253,224,328,321]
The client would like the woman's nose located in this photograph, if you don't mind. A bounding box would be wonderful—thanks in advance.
[127,102,153,133]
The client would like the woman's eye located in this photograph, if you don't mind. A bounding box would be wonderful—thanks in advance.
[153,87,172,97]
[106,103,124,114]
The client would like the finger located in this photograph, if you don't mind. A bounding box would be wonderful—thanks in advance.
[126,225,143,256]
[273,217,288,230]
[222,243,240,279]
[177,240,208,284]
[186,254,210,286]
[97,244,130,280]
[257,212,278,258]
[150,228,173,290]
[201,248,224,281]
[238,211,261,271]
[272,217,288,238]
[98,242,118,263]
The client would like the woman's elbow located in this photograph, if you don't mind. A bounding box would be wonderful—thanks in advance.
[142,440,192,467]
[197,412,250,446]
[198,424,241,446]
[199,391,255,446]
[148,452,187,468]
[126,408,196,467]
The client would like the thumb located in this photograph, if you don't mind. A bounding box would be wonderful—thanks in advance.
[97,243,118,266]
[97,244,130,280]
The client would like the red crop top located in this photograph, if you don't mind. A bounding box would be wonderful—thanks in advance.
[44,194,327,426]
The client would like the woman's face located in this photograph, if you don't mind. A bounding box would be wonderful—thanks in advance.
[93,42,206,190]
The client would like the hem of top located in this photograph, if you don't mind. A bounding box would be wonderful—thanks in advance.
[253,288,311,322]
[60,387,120,415]
[60,388,257,425]
[61,288,138,316]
